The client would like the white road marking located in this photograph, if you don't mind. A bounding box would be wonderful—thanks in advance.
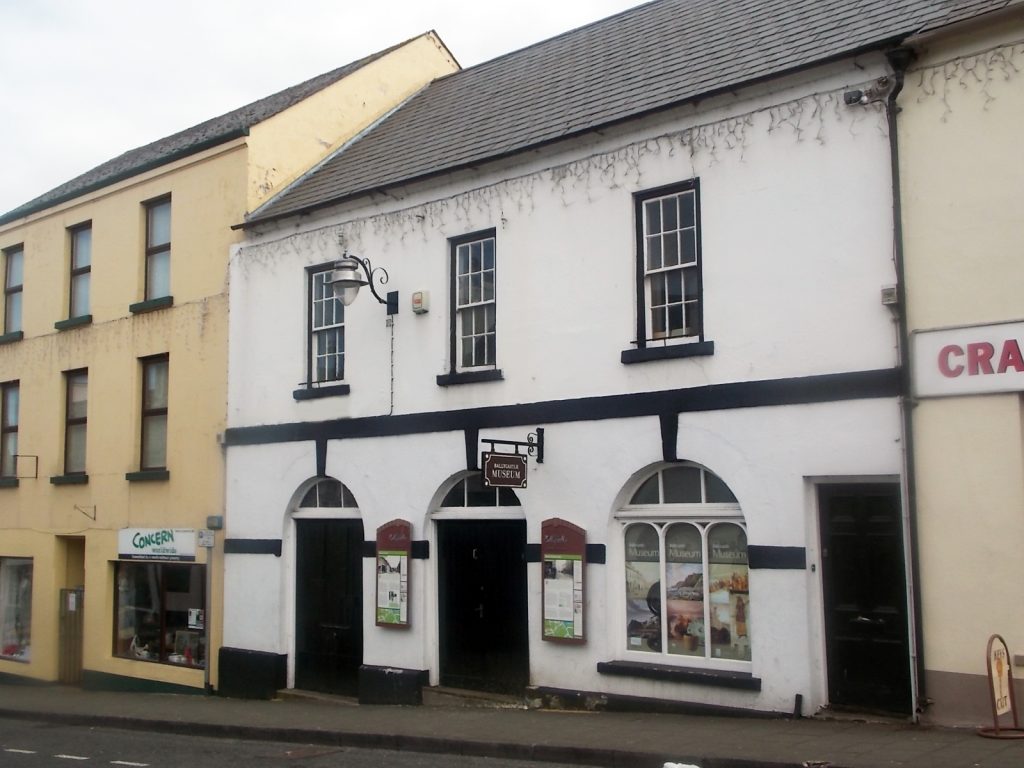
[4,748,37,754]
[111,762,150,767]
[54,755,90,761]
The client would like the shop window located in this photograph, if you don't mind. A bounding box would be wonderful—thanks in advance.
[441,473,520,507]
[620,464,750,665]
[0,557,32,661]
[299,478,357,508]
[114,561,205,668]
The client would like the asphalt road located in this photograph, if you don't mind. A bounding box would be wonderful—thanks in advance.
[0,718,584,768]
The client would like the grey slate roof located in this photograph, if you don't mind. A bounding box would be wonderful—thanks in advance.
[247,0,1013,227]
[0,40,411,226]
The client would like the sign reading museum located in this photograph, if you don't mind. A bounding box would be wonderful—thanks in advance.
[913,321,1024,398]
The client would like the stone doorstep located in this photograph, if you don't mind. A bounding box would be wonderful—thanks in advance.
[421,685,528,710]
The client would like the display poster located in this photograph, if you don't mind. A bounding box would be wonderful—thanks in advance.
[707,523,750,661]
[624,524,661,653]
[376,519,411,628]
[666,524,704,657]
[541,518,585,643]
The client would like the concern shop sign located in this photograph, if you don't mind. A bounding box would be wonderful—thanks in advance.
[118,528,197,562]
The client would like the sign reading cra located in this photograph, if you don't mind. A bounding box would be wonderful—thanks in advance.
[913,321,1024,397]
[118,528,197,562]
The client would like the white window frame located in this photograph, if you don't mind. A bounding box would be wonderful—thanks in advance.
[308,267,345,385]
[634,180,703,347]
[450,231,496,372]
[615,463,751,672]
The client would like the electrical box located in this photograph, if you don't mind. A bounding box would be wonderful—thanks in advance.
[412,291,430,314]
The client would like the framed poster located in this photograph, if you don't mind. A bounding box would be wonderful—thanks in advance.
[541,518,585,643]
[376,519,411,628]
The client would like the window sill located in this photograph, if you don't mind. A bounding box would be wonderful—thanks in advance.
[50,473,88,485]
[597,660,760,691]
[129,296,174,314]
[621,340,714,364]
[55,314,93,331]
[126,469,170,482]
[0,477,18,488]
[436,369,504,387]
[0,331,24,345]
[293,383,350,401]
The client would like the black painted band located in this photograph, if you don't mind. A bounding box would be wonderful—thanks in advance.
[224,368,899,447]
[748,545,806,569]
[223,539,282,556]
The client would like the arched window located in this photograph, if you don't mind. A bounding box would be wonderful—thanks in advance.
[440,473,520,508]
[619,464,750,665]
[299,478,357,508]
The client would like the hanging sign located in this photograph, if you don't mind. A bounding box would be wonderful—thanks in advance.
[978,634,1024,739]
[483,452,528,488]
[118,528,196,562]
[541,518,585,643]
[376,519,411,628]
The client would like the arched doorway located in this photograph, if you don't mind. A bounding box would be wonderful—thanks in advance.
[293,478,363,696]
[435,473,528,694]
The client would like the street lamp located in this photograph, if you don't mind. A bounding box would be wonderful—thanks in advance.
[328,252,398,315]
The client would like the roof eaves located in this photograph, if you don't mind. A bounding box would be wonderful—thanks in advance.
[0,126,250,227]
[243,31,910,231]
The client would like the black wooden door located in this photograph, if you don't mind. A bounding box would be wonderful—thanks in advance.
[295,518,363,695]
[819,484,912,714]
[438,519,529,694]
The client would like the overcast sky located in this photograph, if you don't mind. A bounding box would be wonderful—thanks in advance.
[0,0,644,215]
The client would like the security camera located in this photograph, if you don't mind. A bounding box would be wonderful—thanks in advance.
[843,89,867,106]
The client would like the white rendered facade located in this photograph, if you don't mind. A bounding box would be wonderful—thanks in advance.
[221,55,911,716]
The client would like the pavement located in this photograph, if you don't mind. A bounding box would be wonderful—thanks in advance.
[0,683,1022,768]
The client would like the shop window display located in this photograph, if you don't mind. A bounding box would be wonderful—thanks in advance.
[115,562,205,667]
[621,464,750,665]
[0,558,31,661]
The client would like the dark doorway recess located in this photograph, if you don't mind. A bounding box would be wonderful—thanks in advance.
[438,519,529,694]
[295,518,363,696]
[819,483,912,714]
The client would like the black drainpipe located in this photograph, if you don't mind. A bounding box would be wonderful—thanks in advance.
[885,45,926,714]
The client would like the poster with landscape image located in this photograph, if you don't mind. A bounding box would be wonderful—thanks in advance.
[624,524,661,652]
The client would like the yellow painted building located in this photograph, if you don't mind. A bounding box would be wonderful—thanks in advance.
[900,6,1024,725]
[0,33,457,692]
